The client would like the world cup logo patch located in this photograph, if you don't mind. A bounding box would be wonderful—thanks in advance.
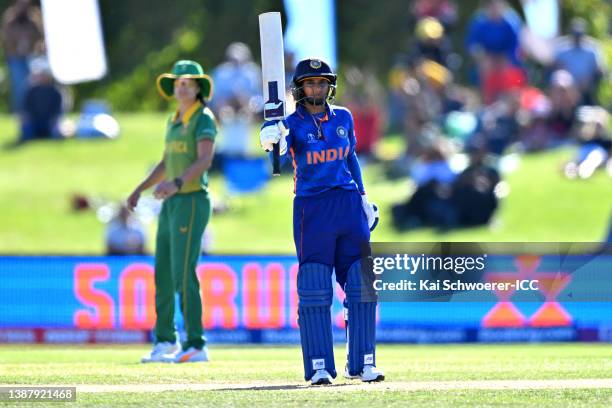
[336,126,347,138]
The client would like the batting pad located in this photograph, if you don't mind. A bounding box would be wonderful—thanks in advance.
[345,259,377,376]
[297,263,336,380]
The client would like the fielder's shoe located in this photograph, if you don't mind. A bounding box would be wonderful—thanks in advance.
[344,364,385,382]
[162,346,210,363]
[311,369,333,385]
[140,341,179,363]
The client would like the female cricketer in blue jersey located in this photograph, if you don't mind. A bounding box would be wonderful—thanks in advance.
[260,58,384,385]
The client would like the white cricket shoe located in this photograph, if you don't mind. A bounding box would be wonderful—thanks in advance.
[311,369,333,385]
[344,364,385,382]
[162,346,210,363]
[343,364,359,379]
[140,341,179,363]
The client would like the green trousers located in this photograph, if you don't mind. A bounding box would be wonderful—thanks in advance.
[154,190,210,349]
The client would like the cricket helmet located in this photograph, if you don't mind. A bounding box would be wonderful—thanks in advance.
[291,58,337,105]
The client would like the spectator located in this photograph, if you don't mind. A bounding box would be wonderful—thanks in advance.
[386,54,411,134]
[344,66,384,162]
[392,140,459,230]
[401,59,461,160]
[105,205,147,255]
[552,17,608,106]
[452,143,500,226]
[210,42,261,163]
[465,0,523,86]
[1,0,44,112]
[19,58,63,143]
[412,0,458,32]
[412,17,453,68]
[481,53,527,105]
[471,89,522,156]
[564,106,611,180]
[546,70,580,141]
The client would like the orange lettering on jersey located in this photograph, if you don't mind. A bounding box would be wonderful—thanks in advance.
[313,150,325,164]
[309,147,349,165]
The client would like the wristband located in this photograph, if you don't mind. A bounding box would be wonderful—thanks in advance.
[173,177,183,191]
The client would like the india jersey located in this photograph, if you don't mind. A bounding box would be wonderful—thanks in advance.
[283,104,364,197]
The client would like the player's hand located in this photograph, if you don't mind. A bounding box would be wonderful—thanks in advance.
[361,194,380,232]
[127,189,141,211]
[153,181,178,200]
[260,120,289,154]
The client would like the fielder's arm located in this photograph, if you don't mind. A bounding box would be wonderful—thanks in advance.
[134,158,166,192]
[127,156,165,210]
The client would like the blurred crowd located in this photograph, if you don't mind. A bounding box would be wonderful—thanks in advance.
[2,0,119,145]
[383,0,610,231]
[2,0,610,247]
[1,0,64,142]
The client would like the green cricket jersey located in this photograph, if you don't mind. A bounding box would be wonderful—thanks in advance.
[164,101,217,193]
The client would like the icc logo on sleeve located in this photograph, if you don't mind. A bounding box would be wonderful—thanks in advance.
[336,126,347,138]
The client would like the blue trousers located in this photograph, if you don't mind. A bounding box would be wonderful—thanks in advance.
[293,188,371,287]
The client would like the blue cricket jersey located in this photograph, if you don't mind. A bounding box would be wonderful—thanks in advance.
[268,103,365,197]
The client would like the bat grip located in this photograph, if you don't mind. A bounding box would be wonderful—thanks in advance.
[272,142,281,176]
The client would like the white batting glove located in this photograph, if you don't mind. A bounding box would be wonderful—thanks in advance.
[260,120,289,155]
[361,194,380,231]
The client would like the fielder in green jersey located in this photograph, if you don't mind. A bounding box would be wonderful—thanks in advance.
[127,60,217,363]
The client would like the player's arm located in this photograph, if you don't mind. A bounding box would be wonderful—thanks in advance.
[135,158,166,192]
[346,116,365,194]
[347,152,365,195]
[152,139,215,200]
[127,157,165,210]
[346,116,379,231]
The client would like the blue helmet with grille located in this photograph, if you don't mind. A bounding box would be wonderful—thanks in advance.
[290,58,337,106]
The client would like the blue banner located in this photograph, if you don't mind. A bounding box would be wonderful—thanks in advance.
[0,255,610,343]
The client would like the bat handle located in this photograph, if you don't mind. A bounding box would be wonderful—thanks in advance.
[272,142,281,176]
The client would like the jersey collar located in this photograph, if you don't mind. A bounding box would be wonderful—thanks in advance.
[296,103,336,120]
[172,101,202,126]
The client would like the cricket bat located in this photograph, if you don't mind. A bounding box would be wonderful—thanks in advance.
[259,12,286,176]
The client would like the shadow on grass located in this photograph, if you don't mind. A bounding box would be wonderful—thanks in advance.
[216,383,356,391]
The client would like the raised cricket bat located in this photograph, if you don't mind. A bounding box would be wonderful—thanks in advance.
[259,12,286,176]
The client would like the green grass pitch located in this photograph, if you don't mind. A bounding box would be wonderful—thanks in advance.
[1,344,610,407]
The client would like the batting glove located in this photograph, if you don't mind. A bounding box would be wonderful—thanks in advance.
[361,194,380,231]
[260,120,289,155]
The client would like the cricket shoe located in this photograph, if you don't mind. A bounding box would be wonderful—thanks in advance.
[140,341,179,363]
[311,369,333,385]
[344,364,385,382]
[162,346,210,363]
